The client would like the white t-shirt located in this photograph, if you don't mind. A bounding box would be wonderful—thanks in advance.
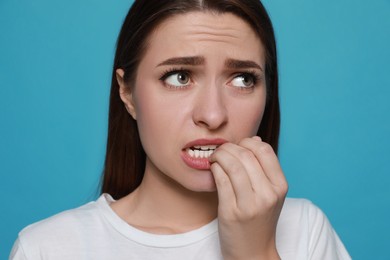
[10,194,351,260]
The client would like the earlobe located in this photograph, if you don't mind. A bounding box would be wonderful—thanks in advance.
[116,69,137,120]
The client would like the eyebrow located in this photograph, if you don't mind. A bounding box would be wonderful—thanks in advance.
[157,56,205,66]
[225,58,263,71]
[157,56,263,71]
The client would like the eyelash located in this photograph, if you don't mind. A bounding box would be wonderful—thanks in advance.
[231,70,263,87]
[159,67,191,89]
[159,68,262,90]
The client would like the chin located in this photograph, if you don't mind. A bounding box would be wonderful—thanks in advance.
[189,185,217,193]
[182,173,217,193]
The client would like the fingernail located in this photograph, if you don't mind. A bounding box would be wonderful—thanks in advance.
[208,153,216,163]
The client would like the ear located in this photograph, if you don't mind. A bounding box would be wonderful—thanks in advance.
[116,69,137,120]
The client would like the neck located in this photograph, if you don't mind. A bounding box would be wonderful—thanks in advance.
[111,159,218,234]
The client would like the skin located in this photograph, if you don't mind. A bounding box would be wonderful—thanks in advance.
[114,12,288,260]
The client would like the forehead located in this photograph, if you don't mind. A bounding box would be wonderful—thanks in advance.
[144,11,264,63]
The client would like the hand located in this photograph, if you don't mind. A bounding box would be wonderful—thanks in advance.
[209,136,288,260]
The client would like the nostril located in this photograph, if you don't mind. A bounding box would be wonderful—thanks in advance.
[192,89,228,129]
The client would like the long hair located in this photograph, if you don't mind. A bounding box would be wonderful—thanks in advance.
[102,0,280,199]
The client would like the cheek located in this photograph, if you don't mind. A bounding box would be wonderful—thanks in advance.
[246,106,265,135]
[132,87,163,150]
[230,96,266,137]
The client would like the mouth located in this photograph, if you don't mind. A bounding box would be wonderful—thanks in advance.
[181,138,227,170]
[185,145,218,159]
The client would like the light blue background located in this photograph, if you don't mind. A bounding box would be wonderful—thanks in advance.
[1,0,389,259]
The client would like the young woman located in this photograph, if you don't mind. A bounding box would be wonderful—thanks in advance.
[10,1,351,259]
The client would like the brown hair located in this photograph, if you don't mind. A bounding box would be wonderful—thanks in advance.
[101,0,280,199]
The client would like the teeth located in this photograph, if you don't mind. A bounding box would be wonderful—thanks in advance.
[193,145,217,151]
[186,147,216,158]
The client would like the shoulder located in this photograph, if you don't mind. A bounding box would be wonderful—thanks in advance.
[277,198,317,235]
[280,197,321,220]
[277,198,351,260]
[280,198,341,235]
[278,197,336,236]
[10,195,110,259]
[20,198,101,239]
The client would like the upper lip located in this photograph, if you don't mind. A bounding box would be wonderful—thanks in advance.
[183,138,228,149]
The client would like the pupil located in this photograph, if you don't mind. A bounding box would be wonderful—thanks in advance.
[178,73,188,84]
[243,75,252,86]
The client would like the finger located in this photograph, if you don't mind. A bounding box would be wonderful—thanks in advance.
[210,143,256,207]
[210,162,236,209]
[240,137,288,192]
[215,142,270,196]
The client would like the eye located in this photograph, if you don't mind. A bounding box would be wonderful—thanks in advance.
[163,71,191,88]
[230,73,256,88]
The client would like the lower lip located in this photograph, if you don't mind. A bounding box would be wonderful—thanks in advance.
[181,151,211,170]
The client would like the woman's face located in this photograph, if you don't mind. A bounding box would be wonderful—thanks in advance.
[119,12,266,192]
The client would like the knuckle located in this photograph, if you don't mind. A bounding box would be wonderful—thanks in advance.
[237,149,254,161]
[257,142,274,155]
[238,137,252,146]
[229,163,244,174]
[241,207,258,220]
[262,193,279,209]
[231,207,243,220]
[279,181,289,195]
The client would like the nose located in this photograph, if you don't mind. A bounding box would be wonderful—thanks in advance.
[192,83,228,130]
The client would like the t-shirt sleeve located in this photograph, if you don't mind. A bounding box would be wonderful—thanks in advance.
[9,237,28,260]
[307,202,351,260]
